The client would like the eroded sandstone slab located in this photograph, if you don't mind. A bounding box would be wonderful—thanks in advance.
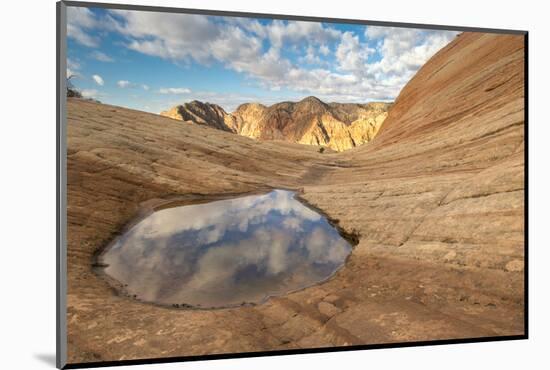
[66,32,525,364]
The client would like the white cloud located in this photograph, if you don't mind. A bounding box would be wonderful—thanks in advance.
[336,32,374,72]
[106,10,222,62]
[264,20,341,51]
[70,9,458,104]
[80,89,98,98]
[90,50,114,62]
[209,26,263,70]
[102,11,349,94]
[66,58,80,78]
[117,80,130,88]
[67,58,80,70]
[362,26,458,97]
[116,80,150,90]
[67,7,100,47]
[282,217,303,231]
[299,45,322,65]
[158,87,191,94]
[92,74,104,86]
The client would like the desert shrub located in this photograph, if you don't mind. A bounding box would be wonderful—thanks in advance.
[66,76,83,98]
[67,87,82,98]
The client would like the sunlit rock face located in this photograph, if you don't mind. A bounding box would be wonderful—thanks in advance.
[99,190,352,308]
[160,100,238,132]
[161,97,391,152]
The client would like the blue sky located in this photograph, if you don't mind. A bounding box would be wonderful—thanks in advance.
[66,6,458,113]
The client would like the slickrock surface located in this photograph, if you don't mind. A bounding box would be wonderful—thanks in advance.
[161,97,391,151]
[66,32,525,364]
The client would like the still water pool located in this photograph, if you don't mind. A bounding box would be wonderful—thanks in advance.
[98,190,352,308]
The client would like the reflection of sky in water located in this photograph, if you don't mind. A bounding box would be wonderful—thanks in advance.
[101,190,351,308]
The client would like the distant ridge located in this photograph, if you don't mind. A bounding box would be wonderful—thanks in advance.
[161,96,392,151]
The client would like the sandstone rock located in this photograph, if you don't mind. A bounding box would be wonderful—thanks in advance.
[505,259,524,272]
[323,294,340,303]
[162,97,391,152]
[443,250,457,262]
[318,302,342,317]
[66,32,525,364]
[160,100,238,132]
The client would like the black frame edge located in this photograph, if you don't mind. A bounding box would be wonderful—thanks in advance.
[523,31,529,339]
[63,335,527,369]
[61,0,527,35]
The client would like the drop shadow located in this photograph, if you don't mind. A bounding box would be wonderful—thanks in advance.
[34,353,56,367]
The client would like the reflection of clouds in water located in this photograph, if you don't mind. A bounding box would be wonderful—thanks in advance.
[135,190,321,244]
[102,190,351,307]
[305,227,350,264]
[106,234,193,301]
[182,228,293,292]
[282,217,303,231]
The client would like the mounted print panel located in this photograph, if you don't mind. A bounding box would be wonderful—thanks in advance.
[57,1,527,368]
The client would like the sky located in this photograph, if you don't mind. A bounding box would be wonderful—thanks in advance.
[66,6,459,113]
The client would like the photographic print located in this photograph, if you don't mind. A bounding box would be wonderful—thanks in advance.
[57,1,527,368]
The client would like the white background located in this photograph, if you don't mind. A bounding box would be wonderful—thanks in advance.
[1,0,548,369]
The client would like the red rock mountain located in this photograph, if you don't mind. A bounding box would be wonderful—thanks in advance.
[161,97,391,151]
